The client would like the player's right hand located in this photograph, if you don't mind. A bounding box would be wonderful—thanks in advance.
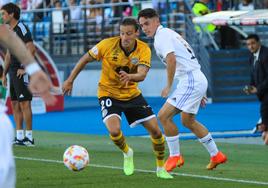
[62,80,73,96]
[29,71,56,106]
[243,85,250,95]
[161,86,171,98]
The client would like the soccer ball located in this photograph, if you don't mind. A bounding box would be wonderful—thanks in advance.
[63,145,89,171]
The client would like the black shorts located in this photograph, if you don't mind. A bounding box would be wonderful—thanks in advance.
[99,94,155,127]
[9,72,32,102]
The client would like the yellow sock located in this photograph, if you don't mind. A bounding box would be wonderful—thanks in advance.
[110,131,129,154]
[151,135,165,168]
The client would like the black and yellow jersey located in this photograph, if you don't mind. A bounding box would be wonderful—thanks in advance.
[88,36,151,101]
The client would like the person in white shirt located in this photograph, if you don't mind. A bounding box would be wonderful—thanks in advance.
[138,8,227,172]
[0,23,55,188]
[68,0,82,21]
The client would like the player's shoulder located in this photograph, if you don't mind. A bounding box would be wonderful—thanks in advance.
[15,21,31,38]
[155,27,172,39]
[155,27,173,45]
[136,39,150,49]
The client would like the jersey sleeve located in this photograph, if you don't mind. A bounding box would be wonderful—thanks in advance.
[138,45,151,67]
[88,40,107,61]
[20,23,33,43]
[155,30,175,59]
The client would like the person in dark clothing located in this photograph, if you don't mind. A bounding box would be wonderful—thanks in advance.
[244,34,268,145]
[1,3,36,146]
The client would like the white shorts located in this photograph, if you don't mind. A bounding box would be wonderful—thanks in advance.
[0,113,16,188]
[167,70,208,114]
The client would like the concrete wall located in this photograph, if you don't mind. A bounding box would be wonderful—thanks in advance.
[59,68,176,97]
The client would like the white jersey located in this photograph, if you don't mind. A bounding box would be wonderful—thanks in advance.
[0,103,7,113]
[154,25,201,79]
[0,109,16,188]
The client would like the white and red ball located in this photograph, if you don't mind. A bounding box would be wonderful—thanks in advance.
[63,145,89,171]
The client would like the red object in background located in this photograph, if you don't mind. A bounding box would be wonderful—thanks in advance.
[5,95,64,114]
[1,42,64,114]
[217,0,223,11]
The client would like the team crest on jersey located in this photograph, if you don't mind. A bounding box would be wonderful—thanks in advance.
[131,58,139,64]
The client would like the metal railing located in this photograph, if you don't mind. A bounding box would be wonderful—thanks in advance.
[20,1,185,57]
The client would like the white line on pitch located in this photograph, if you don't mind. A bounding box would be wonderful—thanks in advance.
[15,156,268,186]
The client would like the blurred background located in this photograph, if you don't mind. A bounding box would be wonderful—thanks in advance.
[1,0,267,137]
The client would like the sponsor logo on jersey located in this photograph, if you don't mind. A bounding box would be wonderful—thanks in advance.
[91,46,98,55]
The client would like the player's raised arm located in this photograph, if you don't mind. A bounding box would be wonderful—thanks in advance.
[62,52,95,95]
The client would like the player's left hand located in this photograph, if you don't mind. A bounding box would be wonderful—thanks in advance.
[161,86,171,98]
[17,68,25,79]
[119,70,131,85]
[201,96,208,108]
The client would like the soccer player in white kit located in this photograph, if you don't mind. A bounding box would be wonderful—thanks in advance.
[138,8,227,172]
[0,23,56,188]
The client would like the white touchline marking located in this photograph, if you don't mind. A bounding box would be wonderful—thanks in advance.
[15,156,268,185]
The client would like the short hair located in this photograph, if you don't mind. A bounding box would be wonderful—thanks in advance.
[120,17,140,31]
[246,34,260,42]
[1,3,21,20]
[138,8,159,20]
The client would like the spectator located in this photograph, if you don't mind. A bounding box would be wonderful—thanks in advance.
[122,0,133,17]
[27,0,42,10]
[67,0,82,21]
[52,0,64,33]
[244,34,268,145]
[29,0,51,21]
[20,0,28,10]
[237,0,254,11]
[236,0,255,34]
[216,0,233,11]
[87,0,103,31]
[192,0,216,33]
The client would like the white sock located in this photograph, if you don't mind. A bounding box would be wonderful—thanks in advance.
[25,130,33,141]
[199,133,218,157]
[166,135,180,157]
[16,130,24,140]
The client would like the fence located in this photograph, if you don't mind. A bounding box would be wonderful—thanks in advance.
[20,0,185,57]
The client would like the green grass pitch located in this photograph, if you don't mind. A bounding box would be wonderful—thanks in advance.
[14,131,268,188]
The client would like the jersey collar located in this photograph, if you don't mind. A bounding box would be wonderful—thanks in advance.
[119,39,137,57]
[155,25,164,37]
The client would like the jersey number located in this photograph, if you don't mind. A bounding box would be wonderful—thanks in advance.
[100,98,112,110]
